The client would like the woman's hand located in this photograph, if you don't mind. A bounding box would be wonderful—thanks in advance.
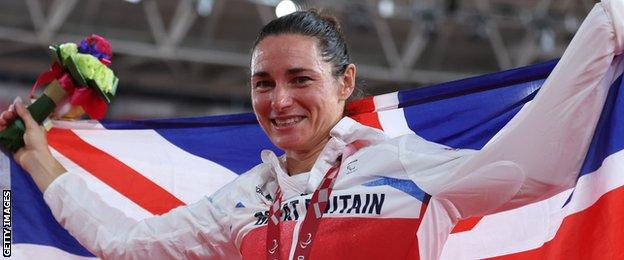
[1,97,66,192]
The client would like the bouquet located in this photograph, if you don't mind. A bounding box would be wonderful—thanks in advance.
[0,34,118,152]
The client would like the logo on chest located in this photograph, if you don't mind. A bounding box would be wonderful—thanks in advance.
[345,159,358,175]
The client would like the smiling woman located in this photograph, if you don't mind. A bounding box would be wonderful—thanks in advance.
[249,11,357,175]
[2,2,624,259]
[251,33,355,174]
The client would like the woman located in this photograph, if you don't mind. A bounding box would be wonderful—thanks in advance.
[2,1,623,259]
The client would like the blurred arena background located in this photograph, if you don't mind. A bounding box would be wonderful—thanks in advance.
[0,0,596,119]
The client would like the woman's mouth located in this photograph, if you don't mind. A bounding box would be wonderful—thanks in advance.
[271,116,305,128]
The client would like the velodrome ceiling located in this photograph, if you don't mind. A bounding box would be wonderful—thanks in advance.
[0,0,596,117]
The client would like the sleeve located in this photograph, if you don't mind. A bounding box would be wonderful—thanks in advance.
[402,0,624,220]
[43,171,239,259]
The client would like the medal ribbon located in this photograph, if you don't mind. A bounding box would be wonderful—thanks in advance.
[266,140,370,260]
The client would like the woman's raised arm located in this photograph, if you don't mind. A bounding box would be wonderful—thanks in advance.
[402,0,624,220]
[1,98,238,258]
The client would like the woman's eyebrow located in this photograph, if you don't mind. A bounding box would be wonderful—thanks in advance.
[252,68,315,78]
[286,68,314,75]
[252,71,270,78]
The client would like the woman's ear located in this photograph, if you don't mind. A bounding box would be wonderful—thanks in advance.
[339,64,356,100]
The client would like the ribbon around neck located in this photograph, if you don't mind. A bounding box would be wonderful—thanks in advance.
[266,140,371,260]
[30,62,107,120]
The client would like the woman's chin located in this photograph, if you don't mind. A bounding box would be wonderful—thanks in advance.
[273,138,305,151]
[269,125,310,151]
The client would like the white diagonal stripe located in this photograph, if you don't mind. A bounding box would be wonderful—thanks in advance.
[72,129,238,204]
[313,203,321,218]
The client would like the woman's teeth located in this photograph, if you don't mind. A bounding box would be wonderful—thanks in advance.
[273,117,304,127]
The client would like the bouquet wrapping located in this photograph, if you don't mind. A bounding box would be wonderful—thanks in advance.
[0,34,118,152]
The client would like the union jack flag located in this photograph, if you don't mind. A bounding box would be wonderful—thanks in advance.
[3,58,624,259]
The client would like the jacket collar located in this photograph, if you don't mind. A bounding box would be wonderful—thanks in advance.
[261,117,388,197]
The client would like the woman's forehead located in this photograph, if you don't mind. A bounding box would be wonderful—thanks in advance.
[251,34,326,75]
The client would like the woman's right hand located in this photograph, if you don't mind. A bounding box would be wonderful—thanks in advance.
[1,97,66,192]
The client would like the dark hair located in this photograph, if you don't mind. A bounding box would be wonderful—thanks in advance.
[252,10,350,77]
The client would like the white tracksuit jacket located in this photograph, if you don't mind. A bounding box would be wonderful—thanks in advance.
[43,1,624,259]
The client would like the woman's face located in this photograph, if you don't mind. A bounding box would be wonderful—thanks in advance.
[251,34,354,153]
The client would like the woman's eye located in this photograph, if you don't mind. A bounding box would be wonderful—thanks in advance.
[294,77,312,84]
[254,81,274,89]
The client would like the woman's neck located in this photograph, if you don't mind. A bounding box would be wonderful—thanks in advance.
[285,137,329,175]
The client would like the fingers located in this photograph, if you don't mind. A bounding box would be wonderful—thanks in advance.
[0,110,15,125]
[0,99,18,129]
[13,97,39,130]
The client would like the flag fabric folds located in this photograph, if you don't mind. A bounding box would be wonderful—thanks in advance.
[3,58,624,259]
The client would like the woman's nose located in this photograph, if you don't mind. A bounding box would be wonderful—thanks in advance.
[271,85,293,111]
